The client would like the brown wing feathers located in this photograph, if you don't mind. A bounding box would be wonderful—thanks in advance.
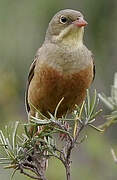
[25,58,37,113]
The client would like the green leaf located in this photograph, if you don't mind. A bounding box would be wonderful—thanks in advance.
[12,121,19,151]
[29,102,48,119]
[11,167,18,179]
[54,97,64,119]
[54,127,70,135]
[0,131,9,157]
[89,89,97,118]
[30,118,51,125]
[98,93,114,110]
[48,112,55,120]
[6,138,12,152]
[24,124,30,139]
[0,161,12,164]
[88,124,104,132]
[88,109,102,122]
[86,89,90,116]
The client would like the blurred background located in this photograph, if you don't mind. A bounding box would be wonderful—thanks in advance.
[0,0,117,179]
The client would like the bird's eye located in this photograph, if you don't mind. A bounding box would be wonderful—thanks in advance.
[60,16,68,24]
[77,16,81,20]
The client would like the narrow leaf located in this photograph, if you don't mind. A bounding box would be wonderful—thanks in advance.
[88,124,104,132]
[54,97,64,119]
[12,121,19,151]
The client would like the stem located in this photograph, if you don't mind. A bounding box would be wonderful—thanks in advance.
[20,169,39,179]
[64,123,84,180]
[66,163,71,180]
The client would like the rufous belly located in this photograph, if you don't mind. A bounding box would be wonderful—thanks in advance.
[28,64,93,117]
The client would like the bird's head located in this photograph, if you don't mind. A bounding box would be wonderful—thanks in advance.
[45,9,88,47]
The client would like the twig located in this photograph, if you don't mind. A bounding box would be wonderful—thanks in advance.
[21,163,39,176]
[64,123,84,180]
[19,161,48,180]
[20,166,40,180]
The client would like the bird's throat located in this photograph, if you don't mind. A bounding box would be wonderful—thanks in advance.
[57,26,84,48]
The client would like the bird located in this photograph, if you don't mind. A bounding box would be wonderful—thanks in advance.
[25,9,95,120]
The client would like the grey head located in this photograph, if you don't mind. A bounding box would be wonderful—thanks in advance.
[45,9,88,44]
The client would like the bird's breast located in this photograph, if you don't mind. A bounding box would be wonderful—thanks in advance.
[39,44,92,74]
[28,63,93,116]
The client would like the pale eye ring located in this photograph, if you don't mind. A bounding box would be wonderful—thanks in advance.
[60,16,68,24]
